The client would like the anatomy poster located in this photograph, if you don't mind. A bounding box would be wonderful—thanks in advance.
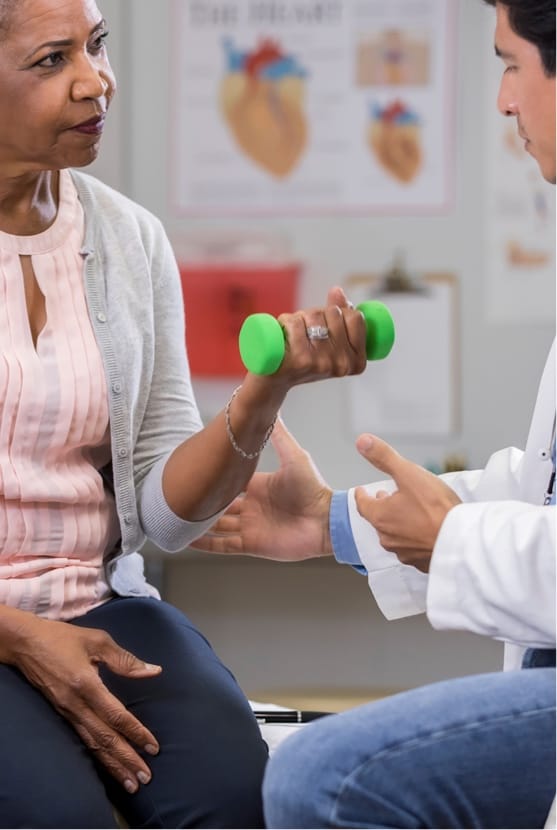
[171,0,456,215]
[484,22,556,323]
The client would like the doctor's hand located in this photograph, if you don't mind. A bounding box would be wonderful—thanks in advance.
[354,434,461,573]
[191,418,334,561]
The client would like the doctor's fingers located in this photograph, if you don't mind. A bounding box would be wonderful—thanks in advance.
[353,485,409,538]
[356,434,424,488]
[353,488,421,560]
[354,486,384,529]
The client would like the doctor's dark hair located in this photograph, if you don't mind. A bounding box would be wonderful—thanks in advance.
[483,0,556,76]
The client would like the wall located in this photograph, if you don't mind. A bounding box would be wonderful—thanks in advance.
[88,0,554,696]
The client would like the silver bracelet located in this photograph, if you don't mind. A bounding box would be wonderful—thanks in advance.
[224,385,277,460]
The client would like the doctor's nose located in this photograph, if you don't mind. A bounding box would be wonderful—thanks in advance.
[497,77,518,117]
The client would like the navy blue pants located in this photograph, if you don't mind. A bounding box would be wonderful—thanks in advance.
[0,597,268,828]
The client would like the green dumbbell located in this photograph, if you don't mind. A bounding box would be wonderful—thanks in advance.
[239,300,395,375]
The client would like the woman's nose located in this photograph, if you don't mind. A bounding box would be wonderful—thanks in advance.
[71,56,113,101]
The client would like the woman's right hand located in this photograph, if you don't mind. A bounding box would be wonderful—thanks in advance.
[1,607,161,793]
[191,417,334,561]
[267,286,368,391]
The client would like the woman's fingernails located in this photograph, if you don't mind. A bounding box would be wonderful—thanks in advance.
[144,663,161,672]
[124,778,138,794]
[137,770,151,785]
[144,743,159,755]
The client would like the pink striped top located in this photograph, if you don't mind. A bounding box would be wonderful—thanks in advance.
[0,170,120,620]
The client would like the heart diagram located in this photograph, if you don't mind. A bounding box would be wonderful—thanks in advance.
[368,100,422,184]
[220,38,308,178]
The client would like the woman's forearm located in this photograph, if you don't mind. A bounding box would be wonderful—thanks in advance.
[162,295,370,522]
[162,376,287,521]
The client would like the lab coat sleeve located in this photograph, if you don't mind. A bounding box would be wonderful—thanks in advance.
[346,446,527,622]
[427,500,556,648]
[347,341,555,648]
[347,482,429,619]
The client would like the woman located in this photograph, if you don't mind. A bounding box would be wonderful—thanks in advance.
[0,0,368,827]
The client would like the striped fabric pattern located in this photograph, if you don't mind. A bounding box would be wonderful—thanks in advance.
[0,170,119,620]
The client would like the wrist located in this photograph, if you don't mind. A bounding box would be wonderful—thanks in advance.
[225,385,278,460]
[224,377,288,461]
[319,487,334,557]
[0,605,41,664]
[238,373,288,412]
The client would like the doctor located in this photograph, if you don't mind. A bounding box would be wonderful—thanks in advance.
[195,0,556,826]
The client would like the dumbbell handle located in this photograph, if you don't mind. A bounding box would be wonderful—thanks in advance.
[239,300,395,375]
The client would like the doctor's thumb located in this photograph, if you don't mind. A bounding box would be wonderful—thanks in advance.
[356,434,404,479]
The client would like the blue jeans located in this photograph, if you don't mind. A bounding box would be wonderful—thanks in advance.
[0,597,268,828]
[263,665,556,828]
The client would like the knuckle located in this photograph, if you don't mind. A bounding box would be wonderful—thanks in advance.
[67,672,87,694]
[90,629,117,656]
[108,707,133,732]
[296,353,313,373]
[91,628,113,647]
[380,534,397,553]
[93,730,120,753]
[335,357,351,377]
[118,647,139,668]
[355,354,367,374]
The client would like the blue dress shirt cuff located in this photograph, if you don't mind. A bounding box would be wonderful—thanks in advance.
[330,491,367,574]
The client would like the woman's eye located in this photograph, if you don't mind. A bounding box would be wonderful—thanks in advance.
[35,51,64,68]
[90,31,109,52]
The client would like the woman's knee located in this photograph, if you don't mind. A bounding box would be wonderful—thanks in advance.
[206,757,267,829]
[190,703,268,827]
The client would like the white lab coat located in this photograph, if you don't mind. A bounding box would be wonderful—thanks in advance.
[346,341,556,671]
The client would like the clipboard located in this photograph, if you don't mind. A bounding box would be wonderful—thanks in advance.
[345,262,459,437]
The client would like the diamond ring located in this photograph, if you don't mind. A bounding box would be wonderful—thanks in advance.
[306,325,329,340]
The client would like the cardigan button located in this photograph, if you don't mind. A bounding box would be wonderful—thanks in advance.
[96,312,107,323]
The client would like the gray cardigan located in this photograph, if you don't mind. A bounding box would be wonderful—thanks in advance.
[72,170,215,597]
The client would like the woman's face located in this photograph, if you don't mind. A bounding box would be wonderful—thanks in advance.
[0,0,116,175]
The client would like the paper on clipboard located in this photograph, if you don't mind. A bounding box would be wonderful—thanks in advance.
[346,272,459,437]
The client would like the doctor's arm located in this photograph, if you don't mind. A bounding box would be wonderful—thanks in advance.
[353,435,556,648]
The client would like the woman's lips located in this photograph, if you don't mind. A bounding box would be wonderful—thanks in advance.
[71,116,105,135]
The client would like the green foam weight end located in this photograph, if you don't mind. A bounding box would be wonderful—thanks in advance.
[239,313,285,375]
[357,301,396,361]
